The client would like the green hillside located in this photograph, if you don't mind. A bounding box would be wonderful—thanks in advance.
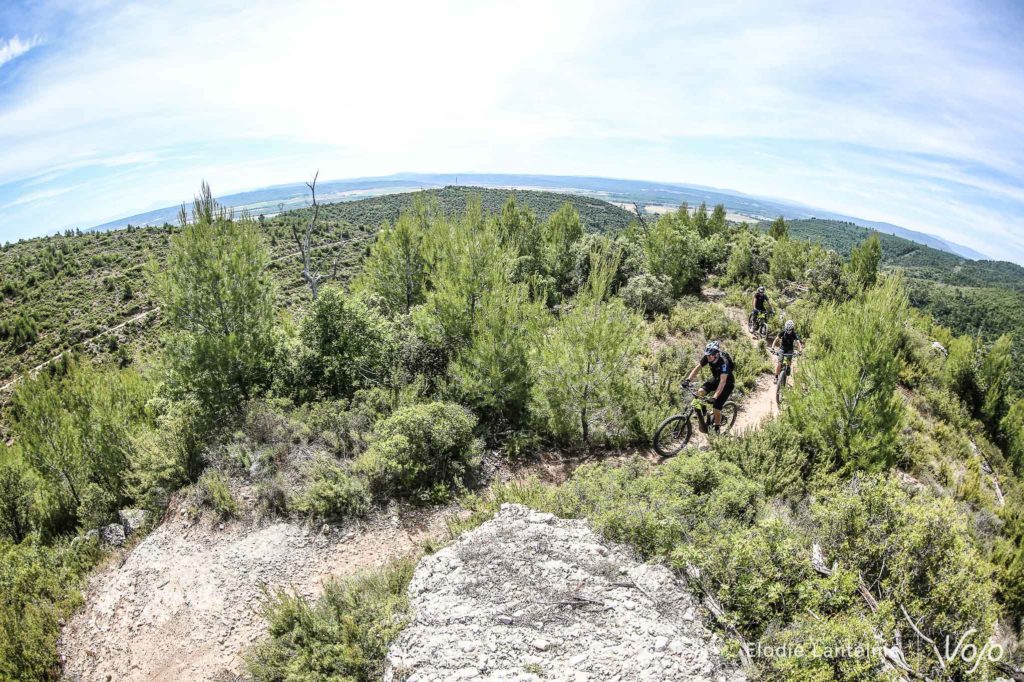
[0,187,633,389]
[765,218,1024,389]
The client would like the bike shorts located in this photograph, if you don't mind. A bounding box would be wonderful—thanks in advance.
[701,379,734,410]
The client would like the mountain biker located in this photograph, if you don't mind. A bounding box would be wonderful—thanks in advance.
[684,341,735,432]
[771,319,804,383]
[751,286,772,327]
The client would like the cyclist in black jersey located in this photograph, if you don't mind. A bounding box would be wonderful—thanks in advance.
[684,341,735,432]
[771,319,804,383]
[753,286,771,315]
[750,286,772,332]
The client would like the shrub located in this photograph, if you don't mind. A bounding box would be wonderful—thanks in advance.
[530,249,646,446]
[722,336,771,394]
[0,537,99,681]
[193,470,238,519]
[246,558,415,682]
[620,273,673,317]
[812,476,998,678]
[353,402,481,502]
[0,456,35,543]
[711,419,808,498]
[292,459,371,520]
[283,288,398,403]
[786,277,910,473]
[254,476,289,518]
[668,299,741,341]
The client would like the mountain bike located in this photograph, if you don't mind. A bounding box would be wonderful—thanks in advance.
[748,309,769,338]
[773,349,800,405]
[652,382,738,457]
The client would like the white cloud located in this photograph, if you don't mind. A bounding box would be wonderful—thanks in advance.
[0,0,1022,260]
[0,34,43,68]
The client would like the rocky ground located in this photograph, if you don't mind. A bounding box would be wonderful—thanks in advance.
[385,504,745,682]
[59,498,450,681]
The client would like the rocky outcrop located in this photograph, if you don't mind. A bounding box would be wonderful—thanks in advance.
[385,504,743,681]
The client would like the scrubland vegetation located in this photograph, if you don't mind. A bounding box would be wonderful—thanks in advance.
[2,183,1024,680]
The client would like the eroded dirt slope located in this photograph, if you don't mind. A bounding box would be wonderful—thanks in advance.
[59,501,449,681]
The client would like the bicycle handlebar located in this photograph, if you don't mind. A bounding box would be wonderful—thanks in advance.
[680,382,714,402]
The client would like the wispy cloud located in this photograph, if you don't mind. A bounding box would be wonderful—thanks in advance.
[0,34,42,68]
[0,0,1021,261]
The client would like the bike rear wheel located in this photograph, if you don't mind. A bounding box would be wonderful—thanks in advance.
[653,414,692,457]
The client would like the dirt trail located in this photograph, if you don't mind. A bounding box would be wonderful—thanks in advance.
[722,296,779,435]
[59,501,451,681]
[0,307,159,397]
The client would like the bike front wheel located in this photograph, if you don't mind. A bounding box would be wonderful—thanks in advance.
[653,414,692,457]
[775,368,789,405]
[718,402,738,433]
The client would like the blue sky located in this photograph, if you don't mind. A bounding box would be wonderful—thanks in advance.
[1,0,1023,261]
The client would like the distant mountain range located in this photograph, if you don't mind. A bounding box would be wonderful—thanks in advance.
[88,172,990,260]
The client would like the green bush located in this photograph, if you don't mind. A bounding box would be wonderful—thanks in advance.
[668,298,741,341]
[787,277,910,473]
[246,558,415,682]
[280,288,398,403]
[722,336,771,394]
[620,273,673,317]
[711,419,808,498]
[353,402,481,502]
[812,476,998,679]
[0,537,99,681]
[193,470,238,519]
[292,459,371,520]
[0,456,35,543]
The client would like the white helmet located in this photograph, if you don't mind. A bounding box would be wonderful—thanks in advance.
[785,320,795,332]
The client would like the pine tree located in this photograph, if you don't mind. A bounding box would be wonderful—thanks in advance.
[710,204,727,234]
[692,202,710,238]
[531,245,644,446]
[150,183,276,415]
[847,233,882,291]
[980,334,1013,427]
[452,278,547,428]
[10,360,149,528]
[353,203,429,315]
[415,197,513,350]
[541,202,584,300]
[768,216,788,240]
[643,213,701,296]
[787,277,909,472]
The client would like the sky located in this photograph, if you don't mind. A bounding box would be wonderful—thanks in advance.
[1,0,1023,261]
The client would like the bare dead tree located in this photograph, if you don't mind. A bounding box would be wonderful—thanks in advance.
[292,171,324,300]
[632,202,649,235]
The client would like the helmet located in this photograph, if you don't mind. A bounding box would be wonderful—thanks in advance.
[704,341,721,356]
[785,320,795,332]
[757,286,765,294]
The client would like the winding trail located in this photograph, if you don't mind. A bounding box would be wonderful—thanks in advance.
[715,289,780,435]
[0,307,158,398]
